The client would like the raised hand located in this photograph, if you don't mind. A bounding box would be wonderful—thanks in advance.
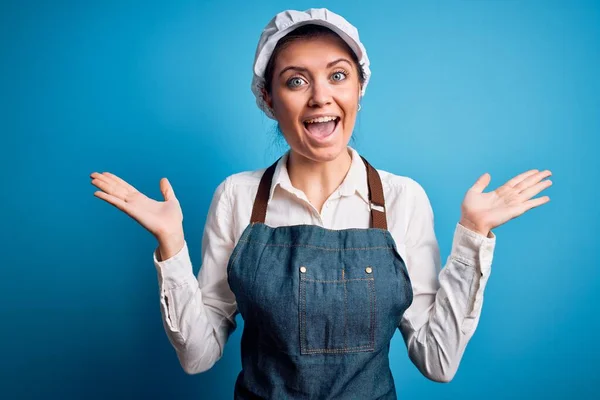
[459,169,552,237]
[90,172,183,240]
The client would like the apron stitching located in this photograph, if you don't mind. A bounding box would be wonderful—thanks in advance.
[303,278,374,283]
[302,345,375,353]
[236,240,393,251]
[300,273,306,354]
[343,269,348,350]
[228,225,254,275]
[370,278,377,348]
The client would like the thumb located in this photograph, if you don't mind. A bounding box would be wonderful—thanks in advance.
[160,177,176,201]
[470,173,491,193]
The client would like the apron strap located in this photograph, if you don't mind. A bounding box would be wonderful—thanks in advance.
[249,158,279,226]
[250,153,388,230]
[360,155,388,231]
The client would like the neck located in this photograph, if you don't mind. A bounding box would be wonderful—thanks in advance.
[286,147,353,211]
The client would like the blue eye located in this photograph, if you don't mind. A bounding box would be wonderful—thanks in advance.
[287,77,306,88]
[332,71,347,81]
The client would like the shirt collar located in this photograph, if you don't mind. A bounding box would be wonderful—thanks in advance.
[268,145,370,205]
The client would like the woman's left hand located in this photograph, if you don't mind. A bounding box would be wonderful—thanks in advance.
[459,169,552,237]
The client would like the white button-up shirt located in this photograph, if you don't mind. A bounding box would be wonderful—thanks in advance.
[153,146,496,382]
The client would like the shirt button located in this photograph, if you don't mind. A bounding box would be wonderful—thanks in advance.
[300,266,307,273]
[365,267,373,274]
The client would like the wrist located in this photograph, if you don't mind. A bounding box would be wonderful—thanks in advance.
[157,231,185,261]
[459,217,490,238]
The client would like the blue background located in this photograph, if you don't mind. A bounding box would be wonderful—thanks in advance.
[1,0,598,398]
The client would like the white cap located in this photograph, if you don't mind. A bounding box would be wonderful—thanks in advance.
[251,8,371,120]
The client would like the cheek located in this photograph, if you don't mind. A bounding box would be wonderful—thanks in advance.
[271,92,305,141]
[338,85,360,108]
[273,90,304,119]
[338,89,359,132]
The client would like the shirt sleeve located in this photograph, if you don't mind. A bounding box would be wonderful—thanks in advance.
[153,177,238,374]
[397,179,496,382]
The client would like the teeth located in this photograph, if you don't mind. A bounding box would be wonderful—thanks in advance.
[305,116,338,124]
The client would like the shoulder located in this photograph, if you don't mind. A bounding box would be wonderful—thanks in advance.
[210,168,268,240]
[376,168,429,201]
[373,167,434,225]
[224,168,265,189]
[210,167,266,212]
[373,168,434,239]
[219,167,264,198]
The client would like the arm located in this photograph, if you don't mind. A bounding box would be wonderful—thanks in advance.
[398,180,496,383]
[153,177,238,374]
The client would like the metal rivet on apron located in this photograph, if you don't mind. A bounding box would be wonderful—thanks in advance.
[365,267,373,274]
[300,266,307,273]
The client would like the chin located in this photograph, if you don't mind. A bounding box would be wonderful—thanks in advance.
[297,133,351,163]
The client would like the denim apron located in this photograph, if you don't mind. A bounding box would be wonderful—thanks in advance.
[227,155,414,399]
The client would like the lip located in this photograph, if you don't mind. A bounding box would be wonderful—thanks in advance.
[301,114,340,123]
[302,116,341,144]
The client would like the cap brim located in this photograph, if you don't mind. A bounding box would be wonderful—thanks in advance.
[254,19,364,78]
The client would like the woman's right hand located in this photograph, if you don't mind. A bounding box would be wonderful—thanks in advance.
[90,172,183,241]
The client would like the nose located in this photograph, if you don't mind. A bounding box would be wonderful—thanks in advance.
[307,78,333,108]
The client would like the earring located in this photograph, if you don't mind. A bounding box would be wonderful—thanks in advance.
[358,103,362,112]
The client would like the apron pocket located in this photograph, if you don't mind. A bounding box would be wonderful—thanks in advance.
[299,271,376,354]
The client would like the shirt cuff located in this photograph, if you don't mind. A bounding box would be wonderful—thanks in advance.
[153,240,196,291]
[450,222,496,275]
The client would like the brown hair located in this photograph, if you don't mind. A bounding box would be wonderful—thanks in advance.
[262,24,366,95]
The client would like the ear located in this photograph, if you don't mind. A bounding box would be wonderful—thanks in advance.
[261,87,273,110]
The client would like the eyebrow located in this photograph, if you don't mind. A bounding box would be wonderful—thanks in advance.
[278,58,353,77]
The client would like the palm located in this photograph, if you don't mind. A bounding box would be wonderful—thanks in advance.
[90,172,183,238]
[461,169,552,233]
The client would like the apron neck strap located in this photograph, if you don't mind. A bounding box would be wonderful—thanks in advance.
[250,153,388,230]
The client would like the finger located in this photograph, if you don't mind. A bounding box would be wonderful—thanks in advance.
[504,169,539,188]
[91,178,128,200]
[515,170,552,192]
[101,172,138,193]
[514,195,551,216]
[470,173,491,193]
[90,172,113,186]
[160,177,177,202]
[517,179,552,201]
[93,190,132,214]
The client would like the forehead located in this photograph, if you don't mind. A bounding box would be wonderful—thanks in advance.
[273,35,354,71]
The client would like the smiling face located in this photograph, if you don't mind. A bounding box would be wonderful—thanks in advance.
[263,34,362,163]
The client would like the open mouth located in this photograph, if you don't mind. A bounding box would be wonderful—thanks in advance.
[302,116,340,140]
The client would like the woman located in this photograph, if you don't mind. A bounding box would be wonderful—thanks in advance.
[89,8,552,399]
